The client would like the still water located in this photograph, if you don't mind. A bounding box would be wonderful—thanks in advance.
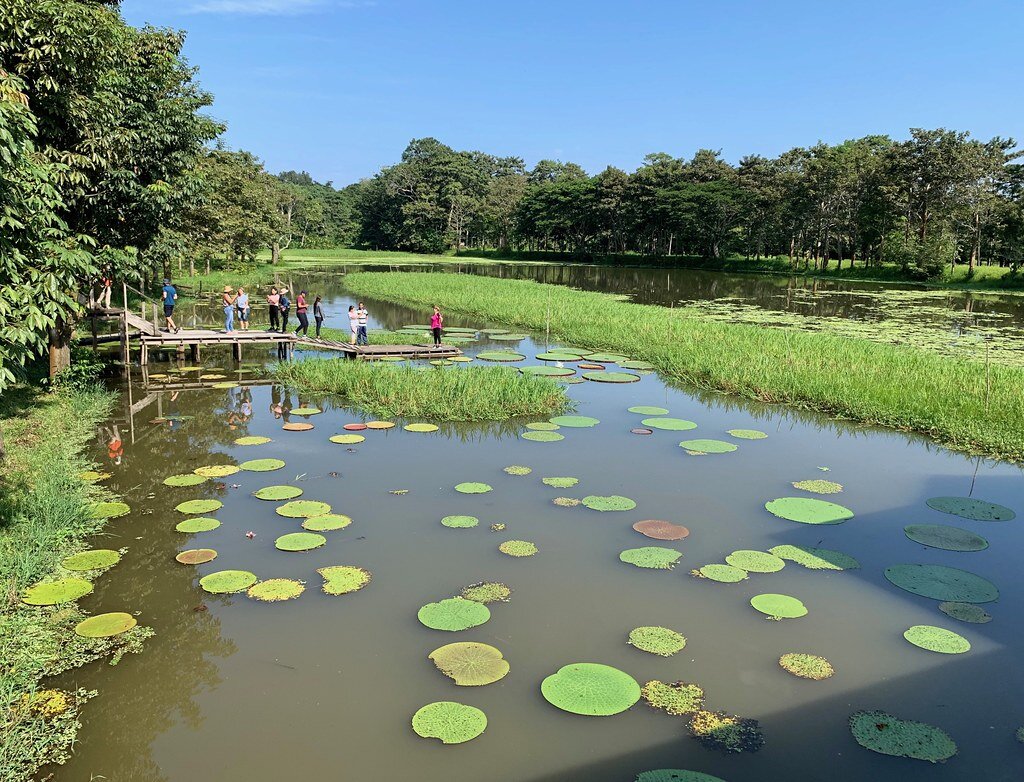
[52,270,1024,781]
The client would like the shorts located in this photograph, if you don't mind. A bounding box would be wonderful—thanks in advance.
[237,308,249,322]
[163,305,174,318]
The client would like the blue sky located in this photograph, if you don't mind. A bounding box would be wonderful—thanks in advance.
[122,0,1024,186]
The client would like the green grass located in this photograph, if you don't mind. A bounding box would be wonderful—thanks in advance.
[344,272,1024,461]
[271,359,569,421]
[0,388,150,781]
[297,327,435,347]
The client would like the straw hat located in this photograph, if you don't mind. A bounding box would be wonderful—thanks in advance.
[280,287,289,294]
[223,285,233,293]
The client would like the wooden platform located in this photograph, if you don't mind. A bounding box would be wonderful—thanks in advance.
[294,336,462,360]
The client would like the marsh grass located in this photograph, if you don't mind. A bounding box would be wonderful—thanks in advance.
[272,359,569,421]
[345,272,1024,460]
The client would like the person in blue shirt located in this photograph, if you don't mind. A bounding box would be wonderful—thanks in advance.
[161,279,180,333]
[278,288,291,330]
[235,287,251,331]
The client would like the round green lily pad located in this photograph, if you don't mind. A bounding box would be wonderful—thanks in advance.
[521,365,575,376]
[687,710,765,753]
[22,578,93,606]
[694,563,748,583]
[679,439,737,455]
[275,532,326,551]
[418,597,491,631]
[412,701,487,744]
[904,524,989,552]
[768,544,860,571]
[163,473,208,487]
[488,333,526,341]
[460,581,511,603]
[291,407,322,416]
[727,429,767,440]
[792,479,843,494]
[503,465,532,475]
[549,415,600,428]
[365,420,395,430]
[641,680,704,715]
[751,593,807,619]
[61,549,120,571]
[765,497,854,525]
[80,470,111,483]
[938,601,991,623]
[779,653,834,680]
[526,422,560,431]
[628,406,669,415]
[175,517,220,533]
[75,612,137,638]
[479,328,510,335]
[442,515,479,529]
[276,500,332,518]
[926,496,1015,521]
[522,431,564,442]
[455,482,492,494]
[90,501,131,519]
[175,499,223,515]
[318,565,372,595]
[194,464,239,478]
[499,540,538,557]
[302,514,352,531]
[620,547,681,570]
[584,353,631,363]
[253,485,303,501]
[619,360,655,370]
[903,625,971,654]
[629,626,686,656]
[234,435,272,446]
[582,495,636,512]
[583,371,640,383]
[849,710,957,762]
[477,351,525,362]
[641,417,697,431]
[725,550,785,573]
[537,352,581,362]
[240,458,286,472]
[199,570,258,594]
[636,771,727,782]
[175,548,217,565]
[329,434,365,444]
[541,663,641,716]
[404,423,439,433]
[542,476,579,488]
[429,642,510,686]
[247,578,305,601]
[883,564,998,603]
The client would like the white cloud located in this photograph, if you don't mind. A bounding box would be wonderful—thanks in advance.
[188,0,369,15]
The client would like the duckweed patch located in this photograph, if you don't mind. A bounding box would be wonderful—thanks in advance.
[884,564,998,603]
[199,570,258,594]
[542,476,579,488]
[411,701,487,744]
[174,499,223,515]
[641,680,704,715]
[175,549,217,565]
[635,772,727,782]
[903,625,971,654]
[904,524,989,552]
[679,439,737,455]
[779,653,834,680]
[247,579,305,602]
[499,540,538,557]
[504,465,532,475]
[253,485,303,501]
[163,473,208,487]
[541,663,641,716]
[240,458,286,472]
[582,495,637,512]
[938,602,992,623]
[302,514,352,532]
[628,626,686,656]
[687,710,765,753]
[792,479,844,494]
[418,597,491,631]
[693,564,748,583]
[768,544,860,571]
[751,593,807,619]
[429,642,510,686]
[175,517,221,533]
[318,565,372,595]
[725,550,785,573]
[765,497,854,525]
[926,496,1015,521]
[74,612,137,638]
[454,482,492,494]
[22,578,93,606]
[460,582,512,603]
[61,549,120,571]
[442,515,479,529]
[849,710,957,762]
[633,520,689,540]
[275,532,327,551]
[552,496,580,506]
[276,500,332,518]
[620,547,681,570]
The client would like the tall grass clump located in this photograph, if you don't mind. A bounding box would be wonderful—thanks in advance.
[272,359,569,421]
[345,271,1024,461]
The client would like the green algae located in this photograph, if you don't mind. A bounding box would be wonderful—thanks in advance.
[620,547,681,570]
[74,612,137,638]
[687,709,765,753]
[441,515,479,529]
[174,499,222,515]
[904,524,989,552]
[411,701,487,744]
[903,625,971,654]
[247,578,305,601]
[884,564,998,603]
[199,570,258,594]
[460,581,512,603]
[641,680,704,715]
[541,663,641,716]
[849,710,957,762]
[318,565,372,595]
[751,593,807,619]
[725,550,785,573]
[61,549,120,571]
[274,532,327,551]
[417,597,491,631]
[253,485,303,501]
[499,540,538,557]
[779,653,834,680]
[768,544,860,571]
[628,626,686,656]
[429,642,510,686]
[765,497,854,525]
[582,495,637,511]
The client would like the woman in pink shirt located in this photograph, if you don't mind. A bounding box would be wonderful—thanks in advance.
[430,305,443,348]
[348,305,359,345]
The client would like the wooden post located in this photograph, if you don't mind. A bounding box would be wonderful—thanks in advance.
[232,341,242,362]
[190,344,200,363]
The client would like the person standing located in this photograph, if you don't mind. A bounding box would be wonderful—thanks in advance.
[278,288,291,330]
[235,287,251,331]
[100,267,113,309]
[267,287,281,331]
[313,295,325,339]
[348,305,358,345]
[294,290,309,336]
[430,305,443,348]
[356,301,369,345]
[222,286,237,332]
[161,278,180,333]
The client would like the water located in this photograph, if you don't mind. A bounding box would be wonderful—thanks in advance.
[51,268,1024,781]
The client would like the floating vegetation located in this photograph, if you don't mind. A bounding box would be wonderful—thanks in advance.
[537,352,581,362]
[174,499,223,515]
[779,653,834,680]
[460,582,512,603]
[90,501,131,519]
[542,476,579,488]
[849,710,957,762]
[725,550,785,573]
[679,439,737,455]
[522,431,564,442]
[583,371,640,383]
[552,496,580,507]
[61,549,120,571]
[247,579,305,602]
[442,515,479,529]
[302,514,352,531]
[938,601,992,623]
[411,701,487,744]
[641,680,704,715]
[74,612,137,638]
[329,434,365,444]
[418,597,491,631]
[503,465,532,476]
[620,360,655,370]
[499,540,538,557]
[632,520,689,540]
[175,549,217,565]
[687,710,765,753]
[521,365,575,376]
[549,415,600,428]
[582,495,636,511]
[479,328,510,335]
[750,593,807,619]
[764,497,854,525]
[276,500,332,518]
[490,523,505,531]
[22,578,93,606]
[175,517,220,533]
[194,464,240,478]
[768,544,860,571]
[318,565,372,595]
[727,429,767,440]
[641,417,697,431]
[234,435,272,446]
[365,420,395,429]
[199,570,258,594]
[80,469,111,483]
[430,359,453,367]
[451,356,474,362]
[429,642,510,686]
[282,422,314,431]
[163,473,208,488]
[476,351,526,362]
[628,406,669,415]
[344,423,368,431]
[635,772,727,782]
[904,524,989,552]
[792,479,843,494]
[631,428,653,435]
[541,663,641,716]
[903,625,971,654]
[290,407,322,416]
[628,626,686,656]
[488,333,527,341]
[253,485,303,501]
[883,564,998,603]
[454,482,492,494]
[578,362,605,370]
[275,532,327,551]
[693,564,748,583]
[926,496,1015,521]
[240,458,286,472]
[404,423,439,433]
[620,547,681,570]
[526,422,560,431]
[584,353,631,363]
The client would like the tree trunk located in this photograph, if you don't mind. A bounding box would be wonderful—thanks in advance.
[49,317,73,378]
[271,242,281,265]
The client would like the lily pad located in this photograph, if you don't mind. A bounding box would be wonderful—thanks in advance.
[317,565,372,595]
[926,496,1015,521]
[641,680,704,715]
[633,520,689,541]
[541,663,641,716]
[503,465,532,476]
[194,464,240,478]
[276,500,332,518]
[479,328,510,335]
[583,371,640,383]
[727,429,767,440]
[526,421,560,431]
[792,479,843,494]
[779,653,834,680]
[175,517,221,533]
[442,515,479,529]
[329,434,365,444]
[768,544,860,571]
[521,365,575,376]
[240,458,286,472]
[175,548,217,565]
[725,550,785,573]
[641,417,697,431]
[765,497,854,525]
[522,431,564,442]
[542,476,579,488]
[620,547,681,570]
[234,435,272,445]
[582,495,636,512]
[175,499,223,515]
[75,612,137,638]
[553,497,580,506]
[455,482,492,494]
[90,501,131,519]
[477,351,525,362]
[418,597,491,631]
[275,532,326,551]
[537,352,581,362]
[694,564,748,583]
[291,407,322,416]
[282,422,314,431]
[636,772,727,782]
[253,485,303,501]
[904,524,989,552]
[365,420,395,429]
[302,514,352,531]
[849,710,957,762]
[679,439,737,455]
[80,470,111,483]
[628,406,669,415]
[883,564,998,603]
[687,710,765,753]
[429,642,510,686]
[499,540,538,557]
[549,415,600,428]
[343,423,368,431]
[631,428,654,435]
[629,626,686,656]
[619,360,655,370]
[22,578,93,606]
[247,578,305,601]
[411,701,487,744]
[584,353,631,363]
[62,549,121,571]
[460,582,512,603]
[938,601,991,623]
[488,332,527,341]
[903,625,971,654]
[163,473,209,487]
[404,423,439,433]
[199,570,258,594]
[751,593,807,619]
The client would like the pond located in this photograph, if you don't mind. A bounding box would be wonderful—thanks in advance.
[53,268,1024,782]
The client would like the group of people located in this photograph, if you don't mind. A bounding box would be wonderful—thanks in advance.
[263,287,326,338]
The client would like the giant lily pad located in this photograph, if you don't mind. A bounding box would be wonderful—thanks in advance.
[404,423,438,433]
[411,701,487,744]
[792,479,843,494]
[636,772,727,782]
[765,497,854,525]
[175,548,217,565]
[641,417,697,431]
[883,564,998,603]
[537,352,581,362]
[477,351,525,362]
[75,612,137,638]
[460,582,511,603]
[542,476,579,488]
[583,495,636,512]
[549,415,600,428]
[725,550,785,573]
[904,524,989,552]
[620,360,655,371]
[541,663,641,716]
[488,333,526,341]
[584,353,631,363]
[90,501,131,519]
[275,532,326,551]
[343,423,368,431]
[620,547,681,570]
[234,436,272,446]
[318,565,372,595]
[629,626,686,656]
[926,496,1015,521]
[442,515,479,529]
[694,564,748,583]
[329,434,365,444]
[199,570,258,594]
[276,500,332,518]
[687,710,765,753]
[679,439,737,455]
[175,499,222,515]
[163,473,208,488]
[240,458,286,472]
[641,680,704,715]
[583,371,640,383]
[248,578,305,601]
[526,422,560,431]
[282,422,314,431]
[633,520,689,540]
[503,465,532,475]
[849,710,957,762]
[62,549,120,571]
[903,625,971,654]
[938,601,991,623]
[768,544,860,571]
[628,406,669,415]
[80,470,111,483]
[302,514,352,531]
[194,464,239,478]
[522,431,564,442]
[429,642,510,686]
[779,653,834,680]
[727,429,767,440]
[253,485,303,501]
[455,482,492,494]
[418,597,490,631]
[175,517,220,533]
[521,365,575,376]
[22,578,93,606]
[365,420,395,430]
[751,593,807,619]
[291,407,322,416]
[499,540,538,557]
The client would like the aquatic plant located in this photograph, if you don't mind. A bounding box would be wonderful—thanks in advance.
[418,597,491,631]
[791,479,843,494]
[521,365,575,376]
[239,458,286,472]
[542,476,579,488]
[61,550,120,571]
[302,514,352,531]
[175,517,220,533]
[522,430,564,441]
[499,540,537,557]
[926,496,1015,521]
[526,422,560,430]
[274,532,326,551]
[938,601,991,623]
[779,653,834,680]
[234,436,272,445]
[641,417,697,431]
[582,495,637,511]
[687,709,765,753]
[477,351,525,362]
[848,710,957,762]
[89,501,131,519]
[411,702,487,744]
[633,520,689,540]
[883,564,998,603]
[174,499,222,515]
[585,353,631,363]
[549,415,600,428]
[620,547,681,570]
[163,473,208,487]
[641,680,704,715]
[503,465,532,475]
[22,578,93,606]
[404,423,438,432]
[275,500,332,518]
[727,429,767,439]
[253,485,303,501]
[764,497,854,525]
[692,564,747,583]
[194,464,239,478]
[454,482,492,494]
[903,625,971,654]
[175,549,217,564]
[552,497,580,506]
[635,772,727,782]
[750,593,807,619]
[74,612,137,638]
[628,626,686,656]
[429,642,510,686]
[365,420,395,429]
[541,663,641,716]
[441,515,479,528]
[460,582,512,603]
[291,407,322,416]
[282,422,314,431]
[199,570,258,594]
[247,579,305,601]
[767,544,860,571]
[583,371,640,383]
[679,439,737,455]
[904,524,988,552]
[329,434,365,444]
[344,423,368,431]
[318,565,372,595]
[725,550,785,573]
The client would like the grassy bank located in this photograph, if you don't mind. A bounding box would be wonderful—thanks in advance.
[345,272,1024,461]
[272,359,569,421]
[0,388,149,781]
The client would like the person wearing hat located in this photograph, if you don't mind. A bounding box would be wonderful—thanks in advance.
[278,288,291,330]
[222,285,237,332]
[161,278,180,333]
